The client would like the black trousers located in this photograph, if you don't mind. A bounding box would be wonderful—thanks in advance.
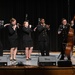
[60,43,66,59]
[0,41,3,56]
[39,41,49,56]
[59,36,67,59]
[60,40,70,60]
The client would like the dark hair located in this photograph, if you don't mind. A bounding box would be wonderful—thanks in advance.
[24,20,29,23]
[61,18,66,22]
[10,18,16,23]
[40,18,45,21]
[23,21,29,25]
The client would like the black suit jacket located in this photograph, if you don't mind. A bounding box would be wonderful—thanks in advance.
[37,25,49,42]
[22,26,32,42]
[58,24,70,43]
[8,24,18,40]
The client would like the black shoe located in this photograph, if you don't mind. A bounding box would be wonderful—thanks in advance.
[68,57,71,60]
[29,58,31,60]
[26,58,29,61]
[60,57,64,60]
[10,59,13,61]
[13,59,16,61]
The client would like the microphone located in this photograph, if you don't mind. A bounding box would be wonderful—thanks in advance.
[38,18,40,24]
[26,14,28,18]
[38,18,40,22]
[25,14,28,21]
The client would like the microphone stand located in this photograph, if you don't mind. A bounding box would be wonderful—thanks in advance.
[38,18,40,25]
[37,18,41,57]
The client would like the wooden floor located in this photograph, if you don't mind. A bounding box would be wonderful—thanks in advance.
[0,66,75,75]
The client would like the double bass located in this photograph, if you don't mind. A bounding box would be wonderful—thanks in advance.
[65,22,74,58]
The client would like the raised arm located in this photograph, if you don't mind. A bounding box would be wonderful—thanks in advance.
[8,25,15,35]
[58,25,63,34]
[22,27,31,34]
[37,25,45,32]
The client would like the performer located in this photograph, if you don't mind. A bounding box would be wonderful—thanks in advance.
[71,20,74,28]
[58,18,70,60]
[0,21,9,56]
[22,21,33,60]
[34,18,50,56]
[8,18,18,61]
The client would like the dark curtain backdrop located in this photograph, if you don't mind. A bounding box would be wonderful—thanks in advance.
[0,0,75,51]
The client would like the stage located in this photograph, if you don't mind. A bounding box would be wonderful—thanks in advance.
[0,52,60,66]
[0,52,75,75]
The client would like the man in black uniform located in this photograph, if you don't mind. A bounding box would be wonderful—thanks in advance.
[36,18,50,56]
[58,18,70,60]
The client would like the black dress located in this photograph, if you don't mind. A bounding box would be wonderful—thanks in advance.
[8,24,18,48]
[22,26,33,48]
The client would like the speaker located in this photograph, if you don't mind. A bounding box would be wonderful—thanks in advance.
[0,56,7,66]
[38,56,57,66]
[16,61,24,66]
[58,60,72,67]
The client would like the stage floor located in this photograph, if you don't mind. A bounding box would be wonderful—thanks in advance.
[0,52,75,66]
[0,52,60,66]
[1,52,75,75]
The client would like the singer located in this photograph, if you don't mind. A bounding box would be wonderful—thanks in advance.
[22,21,33,60]
[0,21,9,56]
[58,18,70,60]
[8,18,18,61]
[36,18,50,56]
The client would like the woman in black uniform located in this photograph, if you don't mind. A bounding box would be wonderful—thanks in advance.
[23,21,33,60]
[8,18,18,61]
